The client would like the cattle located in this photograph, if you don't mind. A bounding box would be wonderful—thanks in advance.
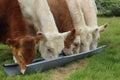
[0,0,42,74]
[18,0,74,59]
[78,0,108,50]
[47,0,81,55]
[66,0,93,52]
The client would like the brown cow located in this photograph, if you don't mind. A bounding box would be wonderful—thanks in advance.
[0,0,42,74]
[47,0,81,55]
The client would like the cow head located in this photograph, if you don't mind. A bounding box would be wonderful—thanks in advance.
[6,35,42,74]
[38,31,71,59]
[79,27,93,52]
[63,29,81,55]
[90,23,108,50]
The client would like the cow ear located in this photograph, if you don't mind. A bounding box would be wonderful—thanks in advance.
[35,33,43,43]
[99,23,108,32]
[6,39,19,48]
[71,29,76,35]
[61,31,71,40]
[71,29,80,35]
[69,29,76,38]
[92,28,99,35]
[37,32,47,41]
[66,29,76,41]
[68,29,80,39]
[61,29,79,40]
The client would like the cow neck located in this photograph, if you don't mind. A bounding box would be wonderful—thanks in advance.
[80,0,98,27]
[0,0,30,44]
[19,0,59,33]
[10,28,29,40]
[37,0,59,33]
[47,0,74,32]
[66,0,86,30]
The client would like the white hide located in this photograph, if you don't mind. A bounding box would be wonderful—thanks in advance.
[38,31,70,59]
[18,0,71,59]
[66,0,93,52]
[79,0,98,27]
[79,0,108,50]
[90,24,108,50]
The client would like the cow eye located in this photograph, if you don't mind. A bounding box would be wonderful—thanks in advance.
[74,43,79,47]
[19,54,24,59]
[47,48,53,53]
[81,42,84,45]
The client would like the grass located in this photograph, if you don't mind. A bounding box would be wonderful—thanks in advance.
[65,17,120,80]
[0,17,120,80]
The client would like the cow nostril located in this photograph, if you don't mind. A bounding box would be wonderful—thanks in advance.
[19,54,24,60]
[81,42,84,46]
[21,69,25,74]
[74,43,79,48]
[48,48,52,52]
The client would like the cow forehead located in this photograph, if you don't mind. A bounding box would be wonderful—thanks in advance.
[21,36,34,42]
[74,36,81,43]
[19,36,35,47]
[45,33,63,40]
[40,33,64,49]
[45,38,64,48]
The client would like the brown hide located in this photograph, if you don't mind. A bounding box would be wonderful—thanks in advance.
[47,0,74,32]
[47,0,76,48]
[0,0,42,74]
[0,0,29,42]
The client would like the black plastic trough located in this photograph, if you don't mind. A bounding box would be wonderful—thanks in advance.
[3,45,106,76]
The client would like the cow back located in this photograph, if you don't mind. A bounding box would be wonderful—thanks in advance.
[0,0,29,43]
[47,0,74,32]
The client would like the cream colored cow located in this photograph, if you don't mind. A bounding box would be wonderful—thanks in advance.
[66,0,93,52]
[79,0,108,50]
[18,0,72,59]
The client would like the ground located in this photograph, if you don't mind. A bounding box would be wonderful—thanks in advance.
[0,17,120,80]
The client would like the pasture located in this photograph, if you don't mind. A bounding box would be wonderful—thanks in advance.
[0,17,120,80]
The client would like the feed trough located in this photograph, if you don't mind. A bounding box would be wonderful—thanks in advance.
[3,45,106,76]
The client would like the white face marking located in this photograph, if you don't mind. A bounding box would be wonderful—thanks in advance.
[21,69,25,74]
[13,56,17,63]
[63,35,81,55]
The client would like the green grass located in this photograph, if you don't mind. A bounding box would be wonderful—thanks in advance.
[65,17,120,80]
[0,17,120,80]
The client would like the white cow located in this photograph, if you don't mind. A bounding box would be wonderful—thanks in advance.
[66,0,93,52]
[18,0,72,59]
[79,0,108,50]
